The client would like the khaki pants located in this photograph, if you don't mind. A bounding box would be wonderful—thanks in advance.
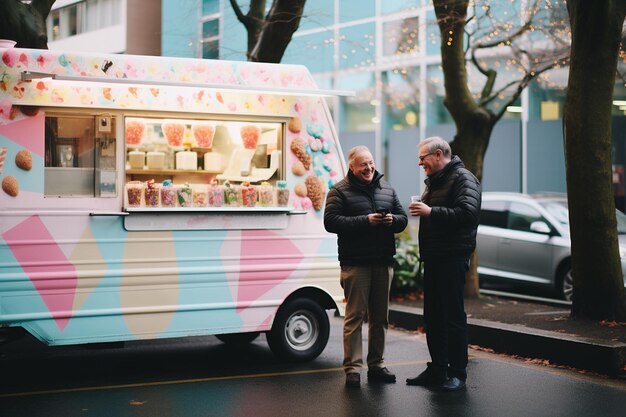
[340,264,393,374]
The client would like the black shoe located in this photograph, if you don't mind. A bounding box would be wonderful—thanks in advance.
[345,373,360,388]
[439,376,466,392]
[406,368,446,387]
[367,367,396,383]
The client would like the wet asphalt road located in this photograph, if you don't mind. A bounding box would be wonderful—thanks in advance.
[2,314,626,417]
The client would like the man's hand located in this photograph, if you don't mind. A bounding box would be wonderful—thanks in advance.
[368,212,393,226]
[409,201,432,217]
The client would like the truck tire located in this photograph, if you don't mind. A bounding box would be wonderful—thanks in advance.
[267,298,330,362]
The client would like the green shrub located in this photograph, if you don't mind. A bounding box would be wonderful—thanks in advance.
[392,236,423,295]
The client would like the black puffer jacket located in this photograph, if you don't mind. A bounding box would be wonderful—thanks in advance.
[418,156,481,261]
[324,170,408,266]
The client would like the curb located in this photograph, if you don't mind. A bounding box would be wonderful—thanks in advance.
[389,305,626,377]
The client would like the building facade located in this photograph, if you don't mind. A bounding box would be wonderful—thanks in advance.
[47,0,161,55]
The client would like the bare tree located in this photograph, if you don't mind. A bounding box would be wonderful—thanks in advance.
[0,0,56,49]
[432,0,571,296]
[229,0,306,63]
[564,0,626,321]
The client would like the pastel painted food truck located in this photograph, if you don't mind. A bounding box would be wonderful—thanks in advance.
[0,47,348,361]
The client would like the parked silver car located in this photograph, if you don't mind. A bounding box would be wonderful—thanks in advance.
[477,192,626,301]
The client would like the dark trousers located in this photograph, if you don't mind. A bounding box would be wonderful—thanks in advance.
[423,259,469,381]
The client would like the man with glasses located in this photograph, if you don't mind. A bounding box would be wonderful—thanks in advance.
[406,136,481,391]
[324,145,407,388]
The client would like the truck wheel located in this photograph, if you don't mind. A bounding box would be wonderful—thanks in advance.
[216,332,260,345]
[267,298,330,362]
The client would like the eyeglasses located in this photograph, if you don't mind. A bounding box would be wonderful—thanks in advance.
[418,152,435,162]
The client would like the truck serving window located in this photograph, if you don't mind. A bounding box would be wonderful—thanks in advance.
[44,114,117,197]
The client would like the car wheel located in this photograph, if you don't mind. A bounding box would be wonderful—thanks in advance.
[266,298,330,362]
[557,266,574,301]
[216,332,260,345]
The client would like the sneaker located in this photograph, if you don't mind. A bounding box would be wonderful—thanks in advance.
[367,367,396,383]
[345,372,360,388]
[406,367,446,387]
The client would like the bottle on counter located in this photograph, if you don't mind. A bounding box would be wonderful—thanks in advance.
[160,179,177,207]
[144,179,160,207]
[126,181,144,207]
[208,178,224,207]
[276,180,289,207]
[257,181,274,207]
[192,184,209,207]
[223,181,240,207]
[177,183,193,207]
[240,181,257,207]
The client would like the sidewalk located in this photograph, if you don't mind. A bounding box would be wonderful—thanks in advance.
[389,292,626,378]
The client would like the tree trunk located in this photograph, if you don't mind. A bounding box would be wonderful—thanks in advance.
[434,0,496,297]
[564,0,626,320]
[229,0,266,60]
[249,0,306,63]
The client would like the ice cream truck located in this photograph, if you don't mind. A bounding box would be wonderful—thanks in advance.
[0,46,349,361]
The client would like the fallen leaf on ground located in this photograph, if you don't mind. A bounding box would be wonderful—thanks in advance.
[129,401,146,406]
[600,320,626,328]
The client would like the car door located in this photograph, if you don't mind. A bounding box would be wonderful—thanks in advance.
[477,200,508,276]
[497,201,554,285]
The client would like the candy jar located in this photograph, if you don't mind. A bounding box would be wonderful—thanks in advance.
[126,181,144,207]
[240,124,260,149]
[208,178,224,207]
[257,181,274,207]
[241,181,257,207]
[162,120,185,147]
[276,180,290,207]
[191,122,216,148]
[160,179,177,207]
[192,184,209,207]
[223,181,240,207]
[144,179,160,207]
[177,183,193,207]
[125,118,145,146]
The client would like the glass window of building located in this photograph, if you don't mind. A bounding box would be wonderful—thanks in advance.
[381,0,422,16]
[202,0,219,15]
[284,31,335,74]
[528,67,568,121]
[200,2,220,59]
[426,64,452,126]
[48,0,122,40]
[339,0,375,23]
[338,23,375,70]
[300,0,335,31]
[383,67,420,130]
[382,16,419,57]
[337,72,376,132]
[425,9,440,56]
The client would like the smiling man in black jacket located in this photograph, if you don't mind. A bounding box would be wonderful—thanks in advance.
[406,136,481,392]
[324,145,407,388]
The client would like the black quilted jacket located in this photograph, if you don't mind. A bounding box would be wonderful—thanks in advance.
[324,170,408,266]
[418,156,482,261]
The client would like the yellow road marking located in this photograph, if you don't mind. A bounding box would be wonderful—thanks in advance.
[0,360,427,399]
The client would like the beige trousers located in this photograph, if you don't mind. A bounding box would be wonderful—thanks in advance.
[340,264,393,374]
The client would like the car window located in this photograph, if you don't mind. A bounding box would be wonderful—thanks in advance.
[617,209,626,234]
[508,202,544,232]
[480,200,507,228]
[542,201,569,227]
